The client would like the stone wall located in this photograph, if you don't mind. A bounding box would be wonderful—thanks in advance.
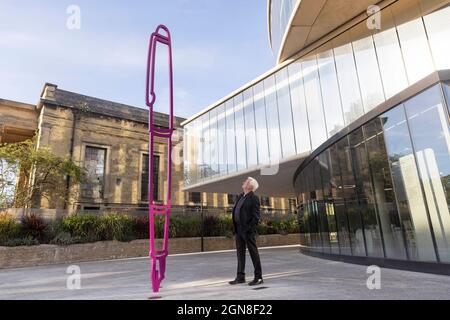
[0,234,299,269]
[36,103,187,209]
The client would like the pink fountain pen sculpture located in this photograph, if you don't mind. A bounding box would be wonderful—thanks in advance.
[146,25,174,294]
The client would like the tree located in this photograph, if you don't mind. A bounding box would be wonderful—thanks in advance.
[0,137,84,208]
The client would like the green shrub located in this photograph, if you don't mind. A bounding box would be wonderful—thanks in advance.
[286,218,299,234]
[170,215,201,238]
[50,231,82,246]
[44,218,64,242]
[203,215,220,237]
[61,214,99,242]
[96,213,134,241]
[0,213,22,245]
[218,215,233,237]
[4,236,39,247]
[256,222,269,235]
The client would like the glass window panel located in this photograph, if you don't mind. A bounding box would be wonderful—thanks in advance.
[381,105,437,262]
[423,6,450,70]
[364,118,407,260]
[333,37,364,125]
[396,18,434,84]
[263,75,282,162]
[313,158,331,253]
[404,85,450,262]
[275,68,296,157]
[297,169,312,248]
[329,143,352,255]
[82,146,106,199]
[234,94,247,171]
[304,162,322,252]
[317,49,345,137]
[352,35,385,112]
[192,118,203,184]
[243,88,258,168]
[217,104,227,175]
[287,62,312,154]
[446,83,450,114]
[141,154,159,202]
[336,137,367,257]
[253,81,270,165]
[201,113,210,179]
[318,151,340,254]
[302,57,328,150]
[209,108,219,177]
[225,99,237,173]
[349,128,384,257]
[271,0,282,54]
[183,123,193,185]
[373,28,409,99]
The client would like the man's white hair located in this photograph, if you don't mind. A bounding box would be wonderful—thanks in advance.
[247,177,259,191]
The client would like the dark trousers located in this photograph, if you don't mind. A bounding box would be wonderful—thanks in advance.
[235,226,262,280]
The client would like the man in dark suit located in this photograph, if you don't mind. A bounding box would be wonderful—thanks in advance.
[229,177,263,286]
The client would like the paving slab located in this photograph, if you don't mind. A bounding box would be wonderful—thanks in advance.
[0,246,449,300]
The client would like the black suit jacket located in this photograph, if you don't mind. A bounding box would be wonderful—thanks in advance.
[231,191,261,234]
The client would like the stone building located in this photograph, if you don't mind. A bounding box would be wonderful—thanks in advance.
[0,83,293,213]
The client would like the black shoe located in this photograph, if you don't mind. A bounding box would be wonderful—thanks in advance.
[248,278,263,286]
[229,278,246,285]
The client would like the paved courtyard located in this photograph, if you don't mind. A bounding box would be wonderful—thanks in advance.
[0,246,449,300]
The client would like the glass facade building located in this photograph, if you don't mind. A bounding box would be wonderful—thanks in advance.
[184,2,450,187]
[295,83,450,263]
[183,0,450,269]
[269,0,298,56]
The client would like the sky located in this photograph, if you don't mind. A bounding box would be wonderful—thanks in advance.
[0,0,274,119]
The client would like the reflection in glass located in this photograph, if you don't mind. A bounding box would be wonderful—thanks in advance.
[209,108,219,177]
[329,144,352,255]
[349,128,384,257]
[318,151,340,254]
[404,85,450,262]
[352,36,385,111]
[287,62,311,154]
[364,118,407,260]
[270,0,297,57]
[373,28,409,99]
[253,81,270,165]
[201,113,210,179]
[243,88,258,168]
[217,104,227,176]
[225,99,236,173]
[193,118,203,184]
[423,6,450,70]
[396,18,434,84]
[336,137,367,256]
[304,163,322,252]
[382,106,437,262]
[264,75,282,162]
[183,123,192,185]
[313,158,331,253]
[445,83,450,114]
[275,68,296,157]
[317,49,345,137]
[302,57,327,150]
[234,94,247,171]
[334,42,364,125]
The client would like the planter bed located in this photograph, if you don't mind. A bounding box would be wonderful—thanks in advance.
[0,234,299,269]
